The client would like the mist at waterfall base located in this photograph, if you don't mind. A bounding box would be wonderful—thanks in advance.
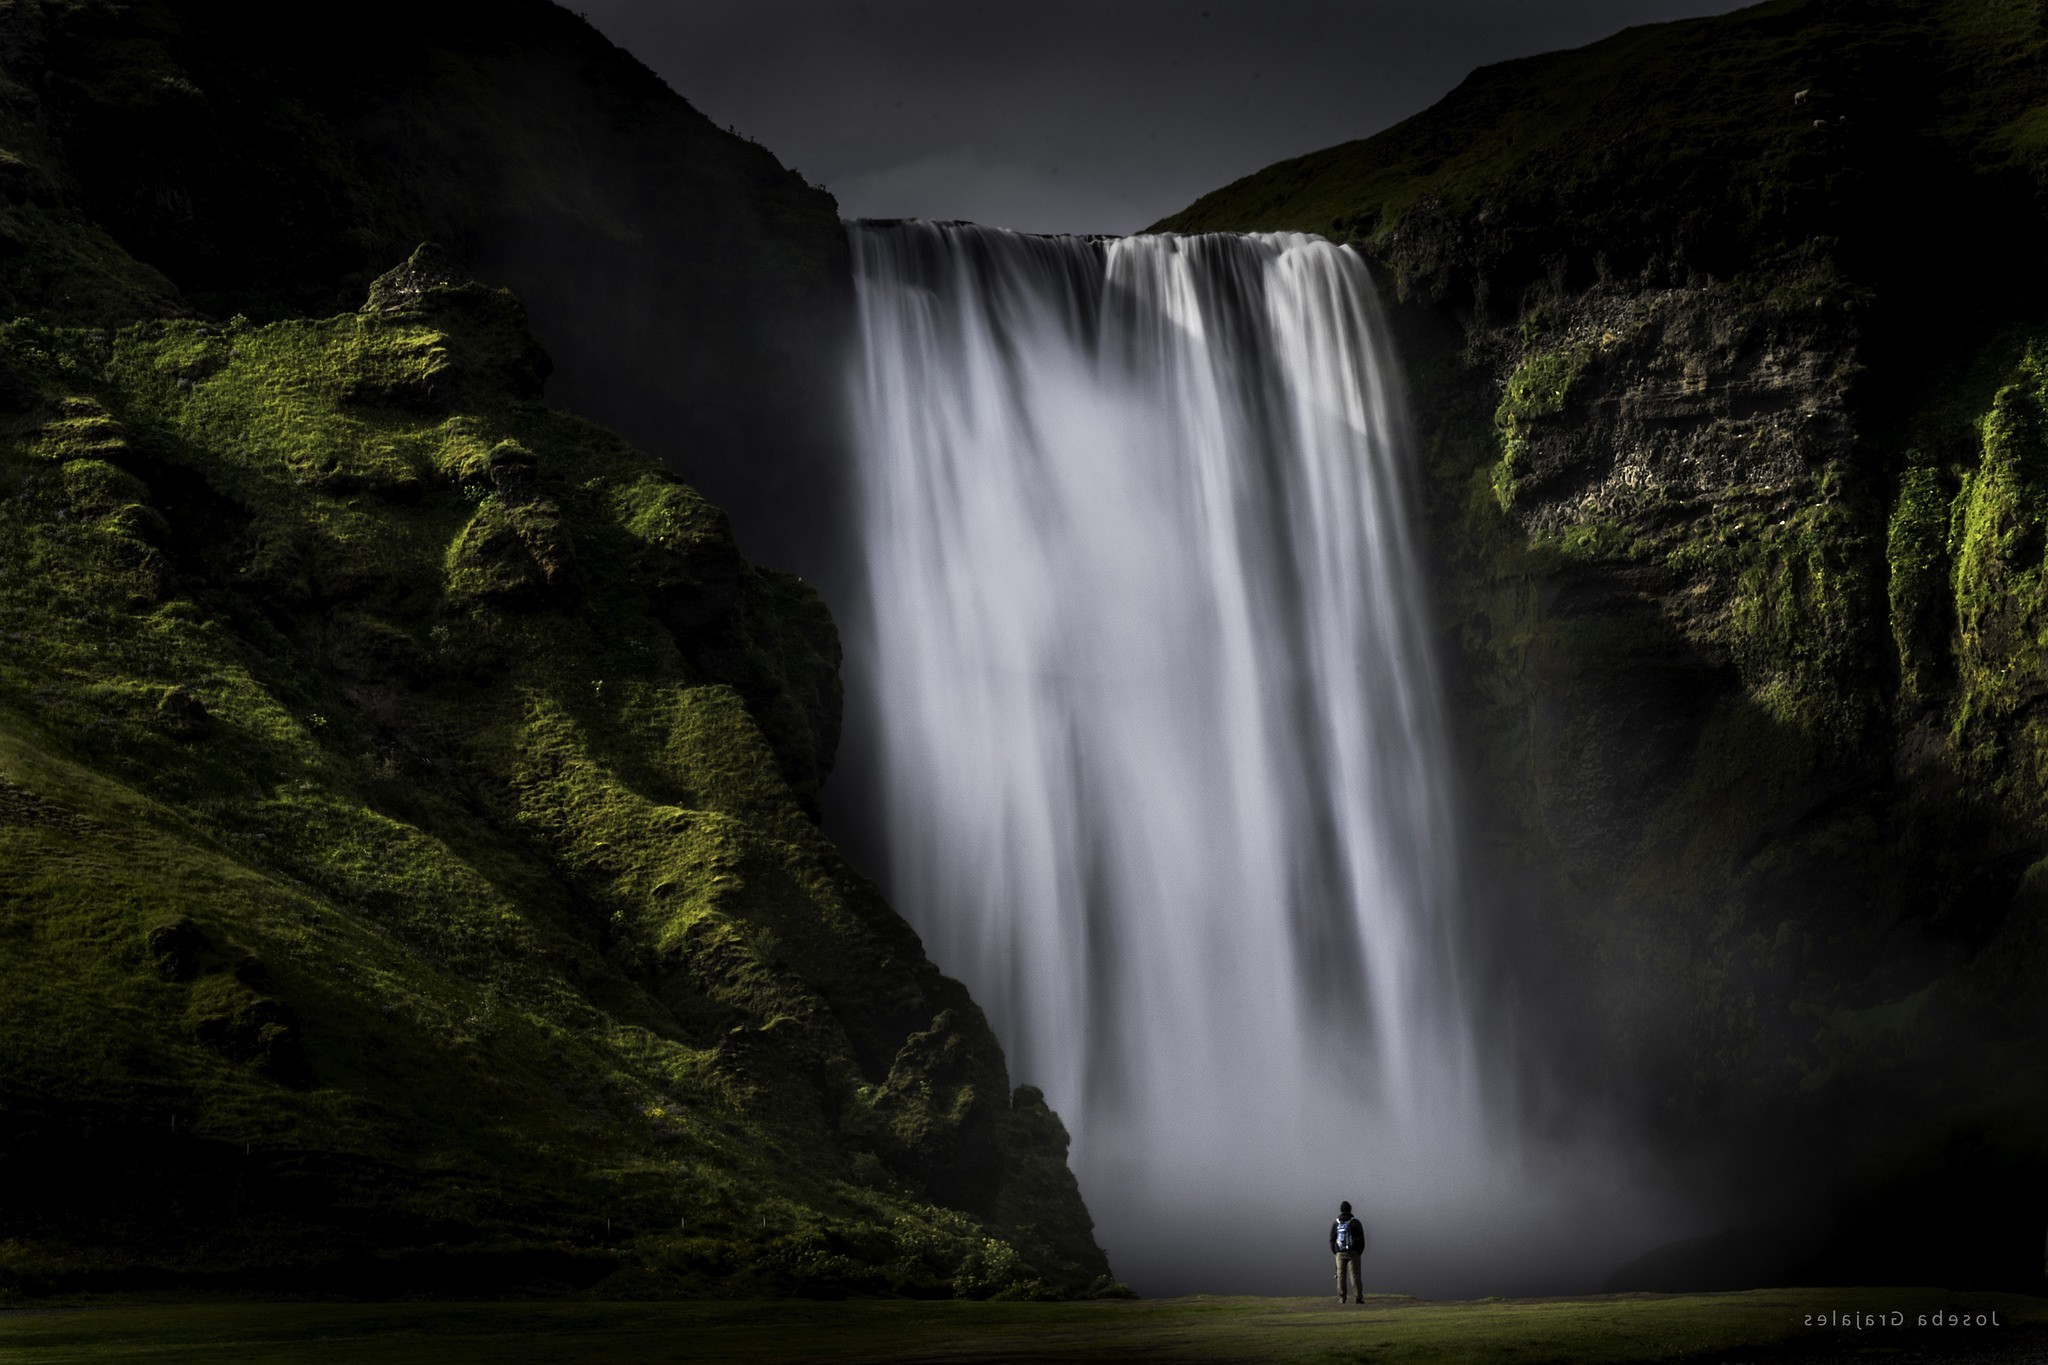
[843,220,1685,1297]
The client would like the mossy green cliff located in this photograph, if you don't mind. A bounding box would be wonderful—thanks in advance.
[1162,0,2048,1289]
[0,249,1110,1299]
[0,0,1112,1301]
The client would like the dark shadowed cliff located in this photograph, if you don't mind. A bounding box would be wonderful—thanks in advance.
[1159,0,2048,1291]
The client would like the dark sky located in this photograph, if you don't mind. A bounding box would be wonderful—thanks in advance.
[577,0,1749,236]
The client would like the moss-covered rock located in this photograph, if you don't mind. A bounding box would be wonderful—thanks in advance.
[0,262,1108,1298]
[1492,343,1592,510]
[1952,354,2048,738]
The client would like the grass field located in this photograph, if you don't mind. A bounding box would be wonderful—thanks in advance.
[3,1289,2045,1363]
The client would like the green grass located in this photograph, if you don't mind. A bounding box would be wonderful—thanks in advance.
[3,1290,2044,1363]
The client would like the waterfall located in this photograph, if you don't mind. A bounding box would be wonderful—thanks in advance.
[845,220,1650,1295]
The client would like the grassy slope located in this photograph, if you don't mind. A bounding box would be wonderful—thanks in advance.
[0,240,1109,1295]
[4,1289,2045,1363]
[1155,0,2048,284]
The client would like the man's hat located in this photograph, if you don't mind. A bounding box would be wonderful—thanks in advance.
[1339,1201,1352,1215]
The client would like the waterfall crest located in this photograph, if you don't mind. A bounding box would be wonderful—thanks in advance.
[846,220,1640,1294]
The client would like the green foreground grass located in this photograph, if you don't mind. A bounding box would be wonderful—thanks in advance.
[3,1289,2044,1363]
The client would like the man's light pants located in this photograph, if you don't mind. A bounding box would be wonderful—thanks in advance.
[1335,1252,1362,1299]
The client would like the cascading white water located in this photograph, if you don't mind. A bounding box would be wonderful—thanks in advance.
[846,220,1663,1295]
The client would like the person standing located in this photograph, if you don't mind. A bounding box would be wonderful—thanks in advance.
[1330,1200,1366,1303]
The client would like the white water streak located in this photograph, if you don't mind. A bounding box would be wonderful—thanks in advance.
[847,221,1657,1294]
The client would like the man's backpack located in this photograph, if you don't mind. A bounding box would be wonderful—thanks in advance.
[1335,1219,1355,1253]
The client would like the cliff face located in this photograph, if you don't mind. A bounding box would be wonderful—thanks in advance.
[1159,0,2048,1287]
[0,0,1110,1298]
[6,0,850,577]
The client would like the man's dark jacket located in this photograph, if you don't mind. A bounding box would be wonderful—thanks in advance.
[1330,1217,1365,1255]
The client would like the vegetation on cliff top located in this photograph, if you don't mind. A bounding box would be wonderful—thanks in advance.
[1155,0,2048,308]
